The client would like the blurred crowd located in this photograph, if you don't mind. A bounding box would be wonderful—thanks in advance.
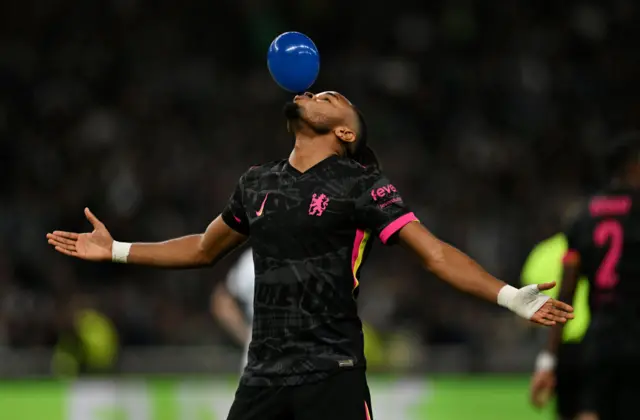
[1,0,640,370]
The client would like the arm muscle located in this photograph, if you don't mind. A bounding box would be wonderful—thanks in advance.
[398,222,506,303]
[128,216,246,268]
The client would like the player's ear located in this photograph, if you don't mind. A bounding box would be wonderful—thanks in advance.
[334,126,356,143]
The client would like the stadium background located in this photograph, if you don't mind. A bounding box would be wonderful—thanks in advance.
[1,1,638,419]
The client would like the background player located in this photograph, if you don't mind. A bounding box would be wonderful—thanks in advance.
[46,90,573,420]
[523,231,590,419]
[540,132,640,420]
[211,247,254,370]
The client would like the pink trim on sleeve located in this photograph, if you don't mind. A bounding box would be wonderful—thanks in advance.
[379,212,419,244]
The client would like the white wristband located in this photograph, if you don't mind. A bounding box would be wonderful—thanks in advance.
[497,285,518,308]
[112,241,132,263]
[535,351,557,372]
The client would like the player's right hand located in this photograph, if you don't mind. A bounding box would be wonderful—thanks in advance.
[46,207,113,262]
[530,370,555,408]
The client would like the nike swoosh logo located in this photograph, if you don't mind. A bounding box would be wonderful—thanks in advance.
[256,193,269,217]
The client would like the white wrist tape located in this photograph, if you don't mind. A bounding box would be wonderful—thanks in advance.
[497,285,518,308]
[535,351,557,372]
[497,284,550,320]
[112,241,132,263]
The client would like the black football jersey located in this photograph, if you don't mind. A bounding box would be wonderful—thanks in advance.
[565,188,640,316]
[221,155,418,386]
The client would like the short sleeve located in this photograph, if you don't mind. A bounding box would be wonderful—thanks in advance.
[221,174,250,236]
[565,221,580,253]
[353,170,419,244]
[562,203,588,265]
[563,222,582,265]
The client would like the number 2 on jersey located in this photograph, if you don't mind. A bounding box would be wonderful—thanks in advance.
[594,220,624,289]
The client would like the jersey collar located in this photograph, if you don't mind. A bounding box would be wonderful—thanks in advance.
[285,154,340,178]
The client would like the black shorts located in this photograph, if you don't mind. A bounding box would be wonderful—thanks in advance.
[227,369,373,420]
[555,342,588,419]
[586,369,640,420]
[581,320,640,420]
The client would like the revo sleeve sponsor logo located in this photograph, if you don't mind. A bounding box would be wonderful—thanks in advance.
[370,184,397,201]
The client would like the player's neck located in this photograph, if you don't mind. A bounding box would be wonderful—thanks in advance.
[289,134,340,173]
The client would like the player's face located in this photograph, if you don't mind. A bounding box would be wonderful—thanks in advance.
[286,91,357,143]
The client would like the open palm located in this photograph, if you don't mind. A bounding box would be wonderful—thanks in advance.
[46,208,113,262]
[529,282,574,326]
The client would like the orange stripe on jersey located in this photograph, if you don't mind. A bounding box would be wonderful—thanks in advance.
[563,249,580,265]
[364,401,372,420]
[351,230,371,291]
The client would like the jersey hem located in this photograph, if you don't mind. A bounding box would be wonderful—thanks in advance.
[240,364,366,387]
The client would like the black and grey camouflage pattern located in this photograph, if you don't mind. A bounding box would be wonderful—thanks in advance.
[221,155,413,386]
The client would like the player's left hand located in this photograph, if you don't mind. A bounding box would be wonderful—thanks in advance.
[530,282,574,326]
[499,282,574,325]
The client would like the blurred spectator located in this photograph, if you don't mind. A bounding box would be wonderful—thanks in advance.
[52,294,119,376]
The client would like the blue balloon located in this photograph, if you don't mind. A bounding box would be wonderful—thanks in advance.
[268,32,320,93]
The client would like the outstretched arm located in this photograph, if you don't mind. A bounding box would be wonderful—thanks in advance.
[47,208,246,268]
[398,222,505,302]
[126,216,246,267]
[398,222,574,325]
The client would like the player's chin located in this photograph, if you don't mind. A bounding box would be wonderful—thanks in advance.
[283,102,302,120]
